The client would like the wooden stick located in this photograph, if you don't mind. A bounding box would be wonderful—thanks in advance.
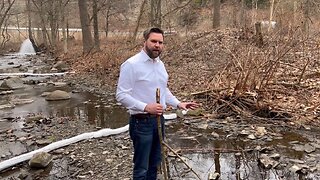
[156,88,168,180]
[162,141,201,180]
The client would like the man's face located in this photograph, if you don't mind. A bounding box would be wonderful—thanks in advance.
[144,32,164,59]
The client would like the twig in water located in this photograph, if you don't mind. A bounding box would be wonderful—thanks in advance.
[162,141,201,180]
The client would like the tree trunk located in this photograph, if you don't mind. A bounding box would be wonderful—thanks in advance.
[303,0,310,37]
[104,2,111,39]
[251,0,257,25]
[255,22,263,47]
[27,0,38,52]
[268,0,275,32]
[93,0,100,51]
[232,0,238,27]
[47,1,59,48]
[239,0,247,28]
[150,0,161,27]
[133,0,147,42]
[212,0,220,28]
[78,0,93,54]
[32,0,49,47]
[60,0,68,53]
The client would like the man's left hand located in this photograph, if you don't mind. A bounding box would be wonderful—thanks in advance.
[178,102,199,110]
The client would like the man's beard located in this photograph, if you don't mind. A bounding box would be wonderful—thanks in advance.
[145,46,161,59]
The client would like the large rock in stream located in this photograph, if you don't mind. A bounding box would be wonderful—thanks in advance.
[45,90,71,101]
[0,77,26,90]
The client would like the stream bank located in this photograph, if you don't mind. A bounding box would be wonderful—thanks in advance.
[0,50,320,179]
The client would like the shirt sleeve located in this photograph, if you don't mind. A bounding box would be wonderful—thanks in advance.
[116,62,147,112]
[165,87,180,108]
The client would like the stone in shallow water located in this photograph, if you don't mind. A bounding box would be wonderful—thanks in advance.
[45,90,71,101]
[11,98,34,105]
[0,77,26,90]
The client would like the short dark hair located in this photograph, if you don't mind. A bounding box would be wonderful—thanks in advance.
[143,27,164,40]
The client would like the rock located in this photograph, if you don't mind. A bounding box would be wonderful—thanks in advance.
[17,170,29,179]
[45,90,71,101]
[289,164,310,175]
[239,129,250,136]
[211,131,219,138]
[40,92,51,97]
[289,159,305,164]
[47,81,67,87]
[255,126,267,137]
[36,139,53,145]
[11,98,34,105]
[198,123,208,130]
[0,90,13,95]
[29,152,53,168]
[0,104,15,110]
[310,142,320,149]
[53,61,69,72]
[290,165,301,173]
[19,66,28,72]
[247,134,256,140]
[304,143,316,153]
[0,77,26,90]
[208,172,220,180]
[176,109,184,118]
[269,153,281,160]
[186,108,204,116]
[258,154,275,169]
[25,115,44,123]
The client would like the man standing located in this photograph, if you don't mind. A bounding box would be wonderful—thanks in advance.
[116,27,198,180]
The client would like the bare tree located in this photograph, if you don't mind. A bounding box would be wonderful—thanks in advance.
[102,2,112,38]
[0,0,16,48]
[26,0,38,52]
[92,0,100,51]
[303,0,310,36]
[32,0,49,47]
[268,0,275,32]
[239,0,248,28]
[78,0,93,54]
[0,0,15,28]
[31,0,71,52]
[60,0,70,53]
[212,0,220,28]
[132,0,147,42]
[150,0,161,27]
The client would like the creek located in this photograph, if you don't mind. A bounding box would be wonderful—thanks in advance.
[0,43,319,179]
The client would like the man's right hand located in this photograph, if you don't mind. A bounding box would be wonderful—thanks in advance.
[144,103,163,115]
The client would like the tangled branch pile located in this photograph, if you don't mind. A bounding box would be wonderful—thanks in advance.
[163,29,320,125]
[63,28,320,126]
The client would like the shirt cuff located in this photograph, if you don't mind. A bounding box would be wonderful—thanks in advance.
[172,99,181,109]
[136,101,147,112]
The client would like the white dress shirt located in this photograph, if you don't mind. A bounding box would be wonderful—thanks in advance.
[116,50,180,115]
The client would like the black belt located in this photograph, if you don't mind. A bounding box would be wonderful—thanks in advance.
[131,113,158,119]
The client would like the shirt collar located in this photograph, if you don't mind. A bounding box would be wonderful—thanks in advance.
[140,50,160,62]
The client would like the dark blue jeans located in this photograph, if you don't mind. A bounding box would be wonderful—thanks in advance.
[129,115,165,180]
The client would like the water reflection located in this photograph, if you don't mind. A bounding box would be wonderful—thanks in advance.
[0,85,129,130]
[166,120,319,179]
[171,152,309,180]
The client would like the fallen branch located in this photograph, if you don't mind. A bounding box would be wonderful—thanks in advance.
[162,141,201,180]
